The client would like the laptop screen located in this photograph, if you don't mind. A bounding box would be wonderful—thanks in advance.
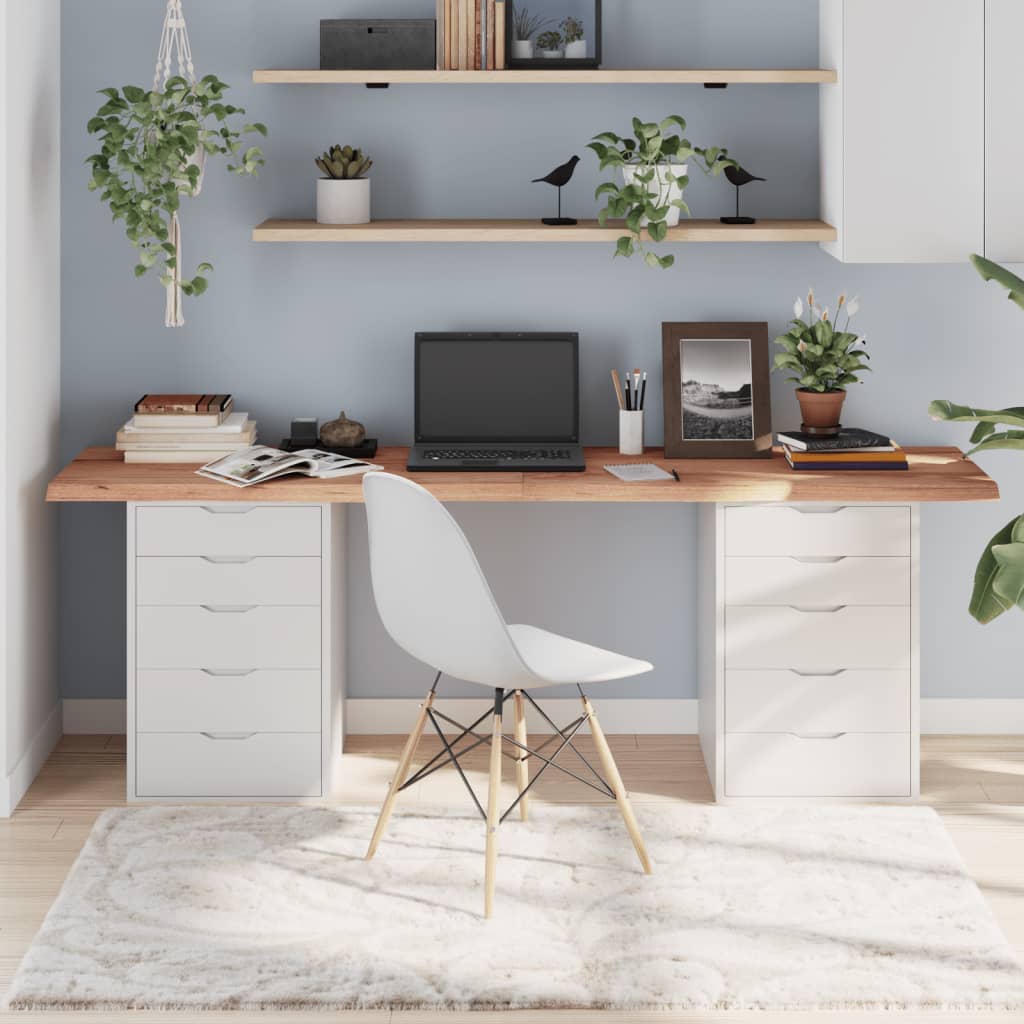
[415,333,579,443]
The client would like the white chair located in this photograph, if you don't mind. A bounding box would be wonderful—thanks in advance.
[362,472,654,918]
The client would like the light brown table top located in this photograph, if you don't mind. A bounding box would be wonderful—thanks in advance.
[45,446,1000,505]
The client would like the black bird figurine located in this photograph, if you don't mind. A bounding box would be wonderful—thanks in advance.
[721,164,766,225]
[533,155,580,226]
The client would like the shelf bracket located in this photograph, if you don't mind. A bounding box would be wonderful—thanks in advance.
[366,82,390,89]
[704,82,728,89]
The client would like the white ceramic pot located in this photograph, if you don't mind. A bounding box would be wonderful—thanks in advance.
[623,162,687,227]
[564,39,587,59]
[619,410,644,456]
[541,48,564,59]
[511,39,534,59]
[316,177,371,225]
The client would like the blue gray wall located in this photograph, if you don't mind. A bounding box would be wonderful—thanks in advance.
[60,0,1024,702]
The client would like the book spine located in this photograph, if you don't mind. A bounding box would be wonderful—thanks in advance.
[444,0,452,68]
[436,0,444,68]
[487,0,495,68]
[494,1,506,69]
[475,0,482,69]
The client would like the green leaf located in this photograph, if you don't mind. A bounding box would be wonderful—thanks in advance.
[928,400,1024,429]
[133,264,147,278]
[122,85,146,103]
[970,421,998,444]
[648,220,668,243]
[992,537,1024,609]
[970,516,1024,623]
[615,236,634,258]
[966,430,1024,457]
[971,254,1024,312]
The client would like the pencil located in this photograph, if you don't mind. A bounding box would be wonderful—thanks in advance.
[611,369,625,410]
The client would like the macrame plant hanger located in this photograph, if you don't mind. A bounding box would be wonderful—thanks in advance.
[154,0,205,327]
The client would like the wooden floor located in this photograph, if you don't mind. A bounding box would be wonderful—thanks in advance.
[3,734,1024,1023]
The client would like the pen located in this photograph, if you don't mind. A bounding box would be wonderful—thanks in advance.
[671,468,680,482]
[639,372,647,411]
[624,374,632,411]
[611,369,625,411]
[633,369,641,409]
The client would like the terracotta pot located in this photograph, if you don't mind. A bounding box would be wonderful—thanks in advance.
[796,388,846,429]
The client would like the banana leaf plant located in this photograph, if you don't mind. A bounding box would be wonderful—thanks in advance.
[929,254,1024,623]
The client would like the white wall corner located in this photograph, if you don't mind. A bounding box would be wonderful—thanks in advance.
[0,700,60,817]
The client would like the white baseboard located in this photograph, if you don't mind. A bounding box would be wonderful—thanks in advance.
[63,698,126,734]
[1,702,62,817]
[61,697,1024,738]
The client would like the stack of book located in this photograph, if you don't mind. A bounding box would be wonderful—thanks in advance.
[437,0,505,69]
[117,395,257,464]
[777,428,909,471]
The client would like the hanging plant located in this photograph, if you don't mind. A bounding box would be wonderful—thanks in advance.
[86,75,266,321]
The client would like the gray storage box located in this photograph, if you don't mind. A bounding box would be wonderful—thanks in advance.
[320,19,436,71]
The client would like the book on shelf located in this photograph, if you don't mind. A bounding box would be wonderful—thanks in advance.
[776,427,896,452]
[135,394,232,415]
[487,0,495,68]
[197,445,380,488]
[494,0,505,69]
[783,445,909,471]
[116,423,257,451]
[120,411,251,435]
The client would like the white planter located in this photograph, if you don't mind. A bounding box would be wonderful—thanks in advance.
[564,39,587,59]
[316,177,371,225]
[511,39,534,59]
[541,48,564,59]
[623,162,687,227]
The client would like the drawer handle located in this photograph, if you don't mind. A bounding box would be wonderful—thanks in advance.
[200,732,257,741]
[200,505,256,515]
[200,555,256,565]
[791,506,848,515]
[200,604,257,614]
[201,668,256,677]
[789,605,847,614]
[790,669,847,677]
[789,556,846,564]
[789,732,847,741]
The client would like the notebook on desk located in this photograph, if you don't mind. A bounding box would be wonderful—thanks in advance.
[407,332,586,472]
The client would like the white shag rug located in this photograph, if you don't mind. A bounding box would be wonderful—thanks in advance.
[7,804,1024,1012]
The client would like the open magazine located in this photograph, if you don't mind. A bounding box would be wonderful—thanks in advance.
[197,445,380,488]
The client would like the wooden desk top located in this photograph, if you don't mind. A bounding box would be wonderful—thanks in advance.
[46,446,999,504]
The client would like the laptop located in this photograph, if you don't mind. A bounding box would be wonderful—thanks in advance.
[407,332,586,472]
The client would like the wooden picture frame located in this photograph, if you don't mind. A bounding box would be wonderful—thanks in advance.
[661,322,773,459]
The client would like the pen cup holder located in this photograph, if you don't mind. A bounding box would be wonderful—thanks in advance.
[619,410,644,456]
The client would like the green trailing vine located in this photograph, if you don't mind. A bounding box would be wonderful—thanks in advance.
[87,74,266,300]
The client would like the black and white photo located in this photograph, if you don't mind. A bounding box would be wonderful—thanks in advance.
[680,337,754,441]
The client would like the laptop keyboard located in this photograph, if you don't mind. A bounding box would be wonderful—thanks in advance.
[423,448,575,462]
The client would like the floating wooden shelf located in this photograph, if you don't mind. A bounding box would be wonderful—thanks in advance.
[252,219,837,244]
[253,68,837,85]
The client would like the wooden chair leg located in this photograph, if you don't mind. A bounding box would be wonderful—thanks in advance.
[513,690,529,822]
[484,698,503,918]
[366,690,435,860]
[581,695,653,875]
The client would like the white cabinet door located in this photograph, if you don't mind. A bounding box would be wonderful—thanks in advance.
[986,0,1024,263]
[821,0,984,263]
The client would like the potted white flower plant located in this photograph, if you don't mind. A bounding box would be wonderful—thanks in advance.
[773,289,869,431]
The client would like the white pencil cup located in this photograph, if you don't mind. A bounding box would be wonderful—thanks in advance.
[619,410,644,456]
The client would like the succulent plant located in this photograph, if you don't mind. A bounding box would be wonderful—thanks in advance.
[537,29,563,51]
[315,145,373,180]
[511,4,550,41]
[560,16,584,43]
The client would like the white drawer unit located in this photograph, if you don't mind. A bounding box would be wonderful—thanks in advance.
[699,504,920,802]
[136,505,322,557]
[136,669,322,733]
[725,606,910,671]
[725,505,911,557]
[725,556,910,607]
[724,733,912,798]
[137,605,322,670]
[127,503,345,802]
[725,670,911,735]
[136,732,323,798]
[136,556,321,606]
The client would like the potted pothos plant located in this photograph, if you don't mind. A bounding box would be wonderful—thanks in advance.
[930,255,1024,623]
[588,116,735,269]
[87,74,266,323]
[773,289,869,430]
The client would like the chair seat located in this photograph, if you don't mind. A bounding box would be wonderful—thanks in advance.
[507,624,654,688]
